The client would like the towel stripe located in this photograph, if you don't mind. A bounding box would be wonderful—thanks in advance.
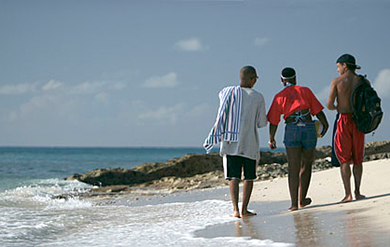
[203,86,242,153]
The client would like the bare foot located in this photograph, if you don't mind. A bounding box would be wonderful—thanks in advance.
[288,206,298,212]
[339,195,353,204]
[233,211,241,218]
[299,198,312,208]
[355,193,366,200]
[241,210,257,217]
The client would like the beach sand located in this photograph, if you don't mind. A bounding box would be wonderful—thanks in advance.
[195,159,390,246]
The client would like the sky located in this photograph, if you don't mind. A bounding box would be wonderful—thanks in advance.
[0,0,389,148]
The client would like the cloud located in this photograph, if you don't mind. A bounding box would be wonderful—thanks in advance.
[136,103,185,125]
[70,81,126,94]
[42,80,64,91]
[373,69,390,98]
[254,37,269,46]
[109,81,127,90]
[73,81,107,94]
[3,79,127,123]
[0,82,38,95]
[143,72,180,88]
[95,92,109,103]
[174,38,208,52]
[20,94,58,115]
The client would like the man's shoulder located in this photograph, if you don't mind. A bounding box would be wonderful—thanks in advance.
[220,85,238,92]
[331,75,343,84]
[243,87,262,95]
[333,74,362,88]
[243,88,264,102]
[219,86,240,97]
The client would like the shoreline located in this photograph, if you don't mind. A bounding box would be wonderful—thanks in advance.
[57,145,390,246]
[68,140,390,198]
[78,158,390,246]
[195,159,390,246]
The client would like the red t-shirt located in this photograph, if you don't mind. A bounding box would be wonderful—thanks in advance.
[267,85,324,125]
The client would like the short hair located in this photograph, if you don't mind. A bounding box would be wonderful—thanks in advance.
[240,66,257,79]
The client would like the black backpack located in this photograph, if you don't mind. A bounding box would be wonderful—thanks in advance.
[351,75,383,134]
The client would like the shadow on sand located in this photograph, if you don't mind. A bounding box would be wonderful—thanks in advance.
[195,194,390,246]
[301,192,390,211]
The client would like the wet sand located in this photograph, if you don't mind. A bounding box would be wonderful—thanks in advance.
[195,159,390,246]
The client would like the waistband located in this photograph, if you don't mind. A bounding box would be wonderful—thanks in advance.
[285,109,312,124]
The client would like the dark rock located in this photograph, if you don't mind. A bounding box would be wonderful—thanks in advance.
[312,158,332,171]
[364,141,390,155]
[65,168,155,187]
[132,153,223,178]
[259,151,287,165]
[314,145,332,159]
[364,152,390,161]
[65,141,390,189]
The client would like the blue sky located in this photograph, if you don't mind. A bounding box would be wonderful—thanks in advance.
[0,0,389,147]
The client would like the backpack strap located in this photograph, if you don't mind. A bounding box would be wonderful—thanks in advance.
[351,75,369,112]
[359,74,369,85]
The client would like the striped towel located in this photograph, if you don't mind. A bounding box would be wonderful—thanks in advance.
[203,86,242,153]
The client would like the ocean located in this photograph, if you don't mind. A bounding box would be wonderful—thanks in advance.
[0,147,291,247]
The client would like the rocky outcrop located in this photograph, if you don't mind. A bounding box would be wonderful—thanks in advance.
[66,168,156,187]
[65,141,390,190]
[66,153,223,187]
[364,141,390,156]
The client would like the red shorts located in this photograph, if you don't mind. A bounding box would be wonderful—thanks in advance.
[333,113,365,165]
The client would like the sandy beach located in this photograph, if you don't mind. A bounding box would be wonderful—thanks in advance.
[195,159,390,246]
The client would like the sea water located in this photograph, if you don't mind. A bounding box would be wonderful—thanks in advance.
[0,147,291,247]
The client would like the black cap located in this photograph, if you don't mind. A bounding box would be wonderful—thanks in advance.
[281,67,296,79]
[336,54,361,70]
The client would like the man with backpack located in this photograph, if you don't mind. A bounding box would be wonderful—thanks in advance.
[327,54,370,203]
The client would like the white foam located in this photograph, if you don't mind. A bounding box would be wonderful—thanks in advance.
[34,200,291,247]
[0,178,94,209]
[0,182,292,247]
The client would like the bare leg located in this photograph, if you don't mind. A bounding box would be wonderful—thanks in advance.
[229,179,241,217]
[353,164,366,200]
[241,180,256,217]
[339,163,353,203]
[286,147,301,211]
[299,148,314,207]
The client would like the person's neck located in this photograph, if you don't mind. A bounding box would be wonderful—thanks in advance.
[344,69,356,76]
[285,82,295,87]
[240,82,252,88]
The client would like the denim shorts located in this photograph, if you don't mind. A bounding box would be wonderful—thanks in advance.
[284,122,317,149]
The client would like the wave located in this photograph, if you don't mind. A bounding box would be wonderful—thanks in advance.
[0,178,94,209]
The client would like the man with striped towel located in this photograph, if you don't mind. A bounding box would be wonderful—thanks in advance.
[204,66,267,218]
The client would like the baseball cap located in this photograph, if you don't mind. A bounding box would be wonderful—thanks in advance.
[336,54,361,70]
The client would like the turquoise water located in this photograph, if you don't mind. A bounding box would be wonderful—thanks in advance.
[0,146,290,247]
[0,146,284,191]
[0,147,207,191]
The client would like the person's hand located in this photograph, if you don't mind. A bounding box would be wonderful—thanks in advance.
[268,140,276,150]
[322,123,329,137]
[319,121,329,138]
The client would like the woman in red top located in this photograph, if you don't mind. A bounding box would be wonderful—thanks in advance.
[267,67,329,211]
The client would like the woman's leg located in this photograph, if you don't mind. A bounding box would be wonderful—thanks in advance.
[286,147,301,211]
[300,147,315,207]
